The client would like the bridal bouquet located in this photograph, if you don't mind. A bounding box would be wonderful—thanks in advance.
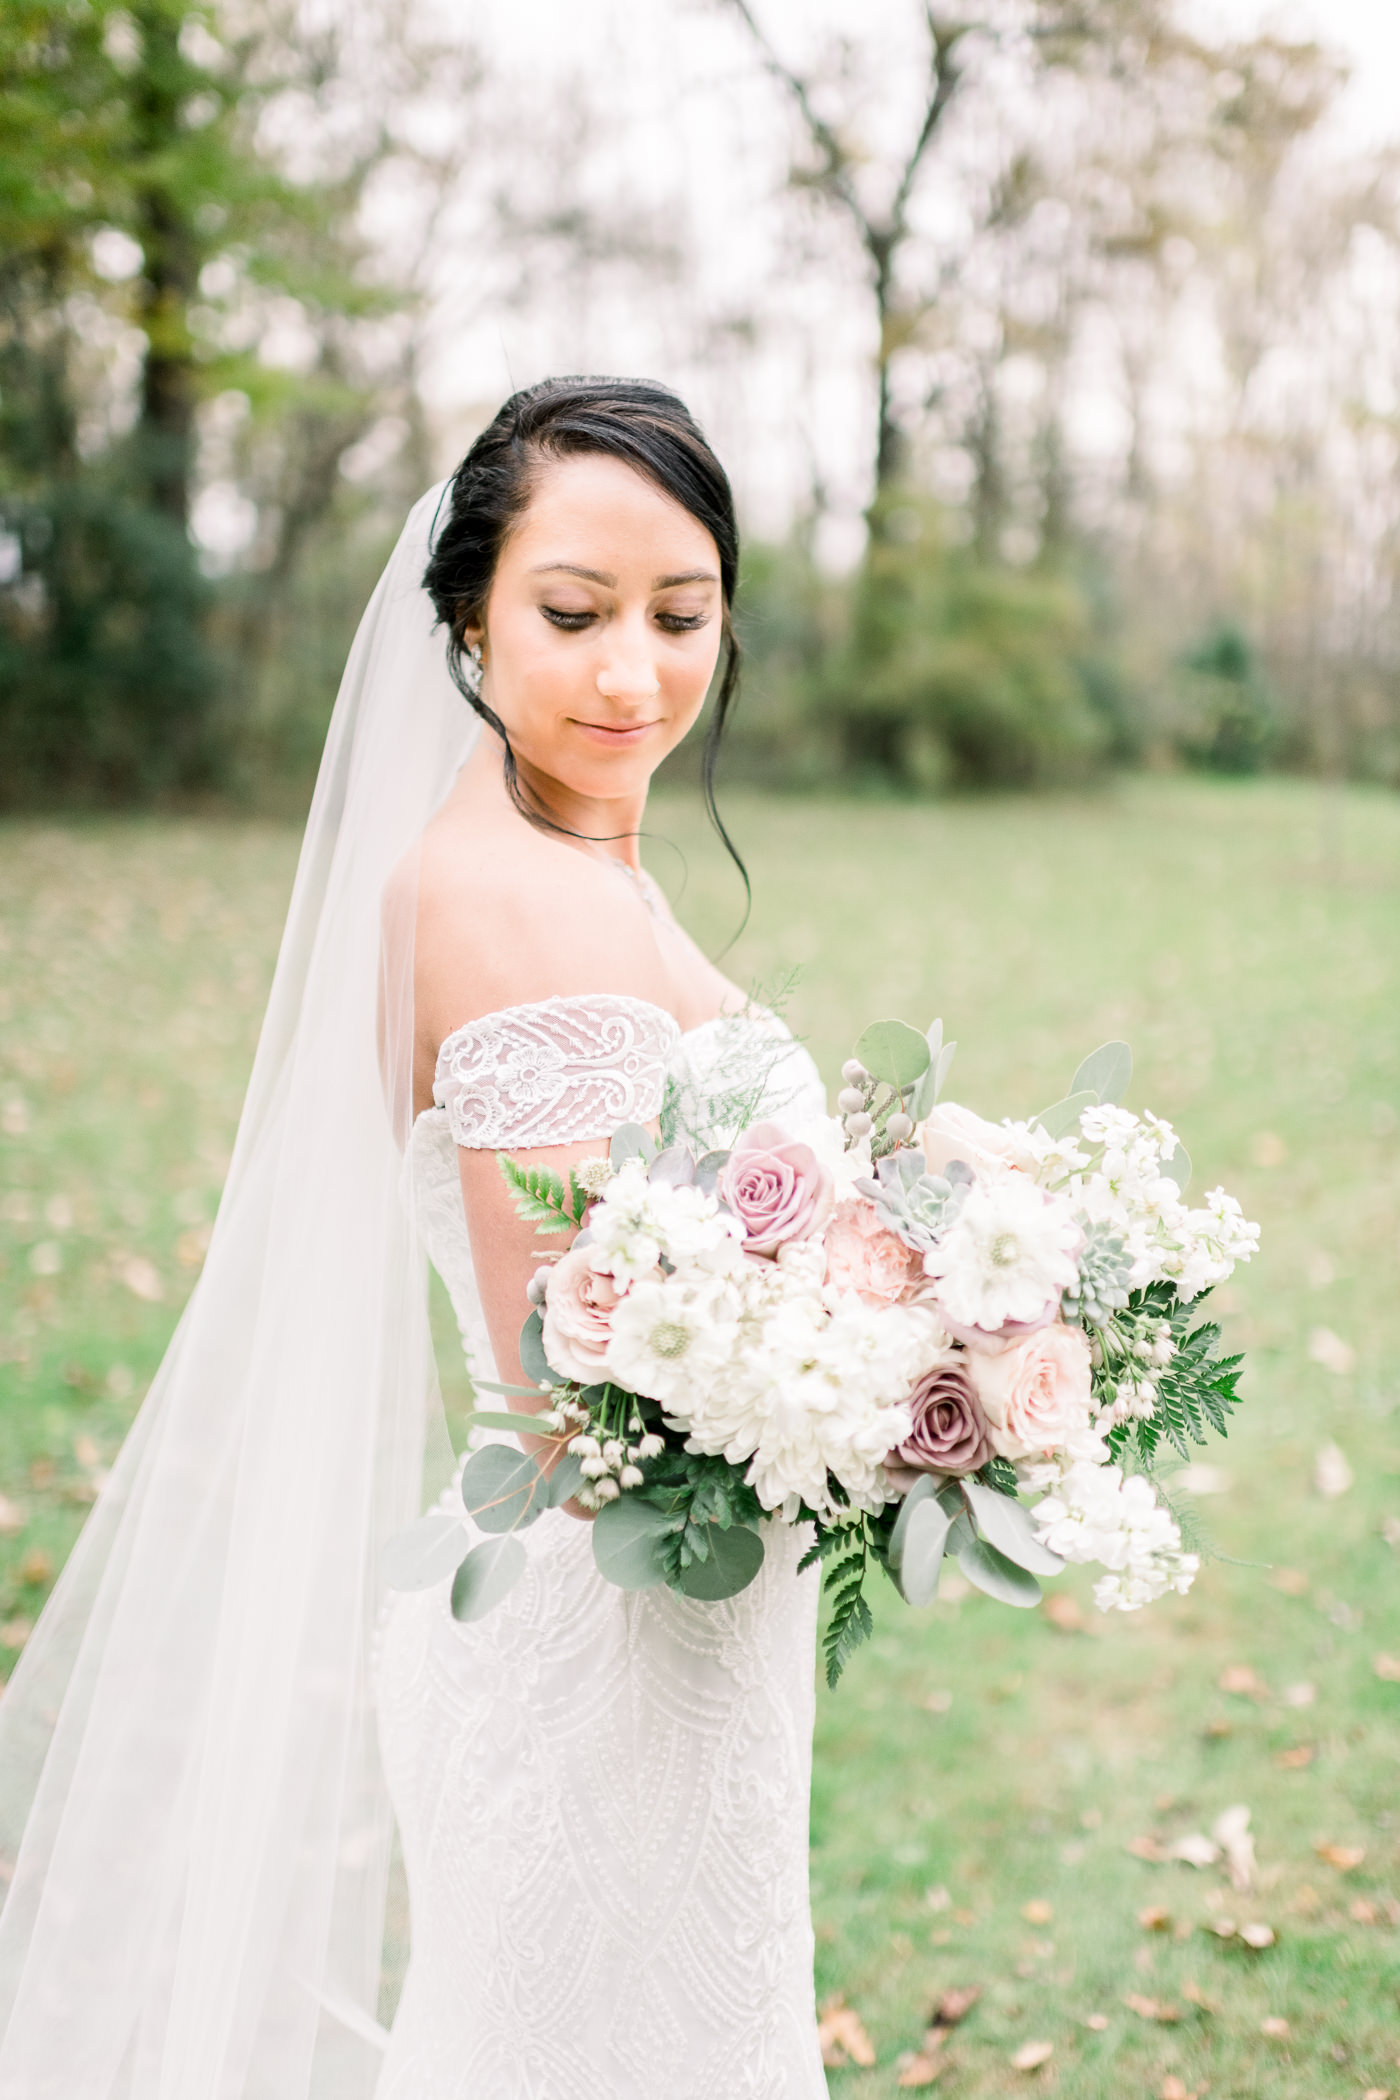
[386,1020,1258,1686]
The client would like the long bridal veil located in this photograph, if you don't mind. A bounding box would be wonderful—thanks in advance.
[0,485,475,2097]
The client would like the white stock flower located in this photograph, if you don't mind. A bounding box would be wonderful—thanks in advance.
[922,1172,1082,1331]
[1030,1457,1198,1610]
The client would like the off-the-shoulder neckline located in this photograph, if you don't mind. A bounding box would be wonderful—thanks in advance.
[433,990,769,1072]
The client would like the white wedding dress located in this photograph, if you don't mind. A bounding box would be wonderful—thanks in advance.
[373,995,832,2100]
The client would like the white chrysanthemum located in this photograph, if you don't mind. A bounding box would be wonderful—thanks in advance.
[677,1292,942,1518]
[604,1274,738,1406]
[788,1111,873,1200]
[921,1172,1081,1330]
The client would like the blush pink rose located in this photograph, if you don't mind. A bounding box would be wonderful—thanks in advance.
[824,1198,922,1306]
[717,1120,834,1257]
[920,1101,1017,1179]
[541,1245,626,1382]
[940,1301,1062,1353]
[970,1322,1093,1461]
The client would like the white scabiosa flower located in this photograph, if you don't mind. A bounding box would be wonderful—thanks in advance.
[922,1172,1082,1331]
[605,1275,738,1407]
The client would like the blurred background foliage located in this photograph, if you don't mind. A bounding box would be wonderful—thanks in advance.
[4,0,1400,808]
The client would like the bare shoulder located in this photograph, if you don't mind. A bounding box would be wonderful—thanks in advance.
[412,812,667,1050]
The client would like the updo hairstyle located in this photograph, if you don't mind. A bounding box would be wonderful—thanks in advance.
[422,375,745,885]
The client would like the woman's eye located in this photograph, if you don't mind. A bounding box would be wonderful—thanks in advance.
[541,606,595,631]
[656,611,708,634]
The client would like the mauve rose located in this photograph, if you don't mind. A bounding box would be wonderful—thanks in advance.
[541,1244,627,1382]
[717,1119,834,1256]
[894,1356,995,1477]
[970,1322,1093,1461]
[824,1198,922,1306]
[920,1101,1017,1179]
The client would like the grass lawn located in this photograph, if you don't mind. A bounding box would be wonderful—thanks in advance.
[1,776,1398,2095]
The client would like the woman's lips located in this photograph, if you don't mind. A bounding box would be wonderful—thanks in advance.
[569,718,660,747]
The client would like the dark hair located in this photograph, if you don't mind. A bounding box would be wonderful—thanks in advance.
[422,374,746,898]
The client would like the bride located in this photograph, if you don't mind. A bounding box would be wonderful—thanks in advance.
[0,377,831,2098]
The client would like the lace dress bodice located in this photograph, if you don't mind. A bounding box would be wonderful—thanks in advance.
[375,998,831,2100]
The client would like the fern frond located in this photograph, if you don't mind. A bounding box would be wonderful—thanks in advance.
[498,1157,574,1233]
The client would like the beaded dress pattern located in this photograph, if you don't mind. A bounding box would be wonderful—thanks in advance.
[374,996,830,2100]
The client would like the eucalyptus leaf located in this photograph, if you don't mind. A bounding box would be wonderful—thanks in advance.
[909,1022,945,1121]
[953,1525,1042,1607]
[693,1149,729,1194]
[546,1451,586,1508]
[648,1146,694,1187]
[609,1122,656,1168]
[1071,1040,1133,1105]
[471,1378,546,1399]
[853,1019,932,1090]
[933,1039,957,1104]
[1033,1089,1098,1141]
[466,1409,553,1435]
[381,1510,470,1592]
[450,1533,527,1622]
[674,1522,765,1601]
[887,1473,938,1576]
[591,1494,672,1589]
[962,1479,1065,1576]
[517,1309,553,1388]
[1160,1141,1192,1194]
[460,1442,544,1534]
[894,1495,953,1608]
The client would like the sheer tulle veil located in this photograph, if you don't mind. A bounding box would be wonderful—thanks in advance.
[0,484,476,2096]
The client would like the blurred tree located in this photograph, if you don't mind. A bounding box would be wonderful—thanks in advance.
[0,0,479,805]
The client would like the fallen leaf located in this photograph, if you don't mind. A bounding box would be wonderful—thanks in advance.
[1270,1567,1309,1595]
[1313,1439,1354,1495]
[1239,1922,1276,1949]
[1274,1745,1314,1769]
[1182,1979,1220,2012]
[1361,2089,1391,2100]
[0,1496,25,1537]
[1374,1654,1400,1683]
[1160,2078,1197,2100]
[929,1985,981,2028]
[1349,1897,1378,1925]
[18,1549,51,1587]
[1169,1833,1220,1869]
[924,1884,951,1912]
[0,1620,33,1649]
[1218,1663,1268,1698]
[1213,1804,1256,1891]
[1123,1994,1180,2022]
[1010,2039,1054,2070]
[1308,1331,1356,1378]
[896,2053,944,2088]
[1209,1919,1238,1939]
[1281,1680,1316,1706]
[1314,1841,1366,1871]
[1041,1592,1085,1633]
[1084,2013,1109,2031]
[116,1254,164,1304]
[1127,1835,1167,1862]
[1251,1131,1287,1167]
[818,1995,877,2070]
[1177,1463,1230,1496]
[924,1689,953,1713]
[1138,1905,1172,1931]
[1021,1899,1053,1925]
[1382,1515,1400,1550]
[1260,2016,1290,2038]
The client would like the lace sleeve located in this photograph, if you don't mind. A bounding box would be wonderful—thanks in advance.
[434,993,682,1149]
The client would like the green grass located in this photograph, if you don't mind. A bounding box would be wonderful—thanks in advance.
[2,777,1398,2094]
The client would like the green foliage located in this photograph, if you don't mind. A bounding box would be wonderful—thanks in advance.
[820,502,1114,792]
[821,1531,876,1690]
[1106,1285,1246,1467]
[498,1157,576,1232]
[1174,622,1280,777]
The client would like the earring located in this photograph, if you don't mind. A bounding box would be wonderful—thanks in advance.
[462,641,484,698]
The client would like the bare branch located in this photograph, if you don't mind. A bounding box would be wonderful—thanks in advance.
[720,0,866,233]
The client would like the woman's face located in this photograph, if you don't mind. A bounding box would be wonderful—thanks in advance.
[470,453,724,807]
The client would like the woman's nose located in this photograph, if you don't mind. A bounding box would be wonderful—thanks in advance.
[596,631,660,702]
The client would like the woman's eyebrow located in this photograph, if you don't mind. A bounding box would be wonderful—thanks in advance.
[528,562,720,589]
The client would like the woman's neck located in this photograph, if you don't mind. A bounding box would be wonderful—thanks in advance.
[463,731,647,870]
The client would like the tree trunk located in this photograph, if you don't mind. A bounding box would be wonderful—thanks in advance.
[132,7,198,531]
